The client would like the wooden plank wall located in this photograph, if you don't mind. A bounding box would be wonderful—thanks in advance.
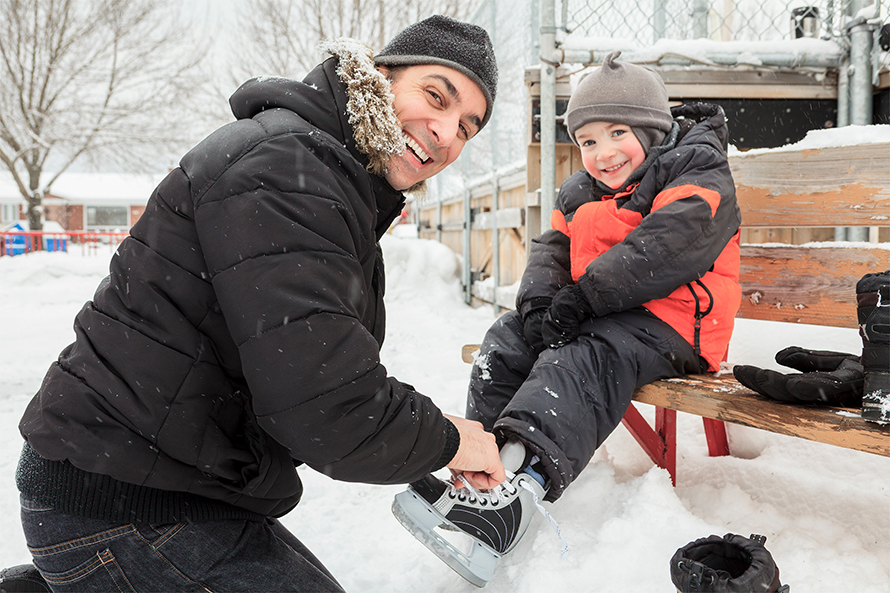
[418,183,528,287]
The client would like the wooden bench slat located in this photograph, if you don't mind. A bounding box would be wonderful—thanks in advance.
[732,142,890,228]
[739,245,890,327]
[633,375,890,457]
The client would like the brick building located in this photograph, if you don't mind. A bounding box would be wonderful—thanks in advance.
[1,172,166,231]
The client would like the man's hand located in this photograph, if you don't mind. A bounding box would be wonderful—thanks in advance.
[541,284,593,348]
[444,414,506,490]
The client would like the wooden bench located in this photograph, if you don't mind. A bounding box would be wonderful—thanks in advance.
[463,141,890,484]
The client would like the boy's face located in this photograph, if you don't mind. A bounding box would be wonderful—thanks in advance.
[575,121,646,190]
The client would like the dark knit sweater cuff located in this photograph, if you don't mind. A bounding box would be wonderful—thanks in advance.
[431,417,461,471]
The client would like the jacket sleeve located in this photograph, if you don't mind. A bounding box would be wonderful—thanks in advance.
[578,144,741,316]
[189,126,450,485]
[515,229,572,317]
[515,170,588,317]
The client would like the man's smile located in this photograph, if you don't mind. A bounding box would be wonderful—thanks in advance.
[404,133,430,164]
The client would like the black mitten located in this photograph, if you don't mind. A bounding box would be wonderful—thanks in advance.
[733,346,863,406]
[541,284,593,348]
[521,308,548,355]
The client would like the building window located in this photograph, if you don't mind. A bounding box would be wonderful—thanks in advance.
[86,206,128,229]
[1,203,18,223]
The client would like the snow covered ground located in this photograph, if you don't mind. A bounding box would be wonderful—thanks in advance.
[1,235,888,592]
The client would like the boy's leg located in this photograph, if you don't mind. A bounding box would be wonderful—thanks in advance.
[493,308,702,501]
[467,310,540,431]
[20,496,344,592]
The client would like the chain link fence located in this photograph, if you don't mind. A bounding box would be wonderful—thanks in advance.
[562,0,855,44]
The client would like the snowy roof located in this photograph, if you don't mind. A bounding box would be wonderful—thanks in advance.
[0,172,168,205]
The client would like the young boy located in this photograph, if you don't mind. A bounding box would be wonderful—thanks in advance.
[393,51,742,584]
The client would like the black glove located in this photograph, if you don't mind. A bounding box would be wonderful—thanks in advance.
[541,284,593,348]
[521,308,548,355]
[733,346,864,406]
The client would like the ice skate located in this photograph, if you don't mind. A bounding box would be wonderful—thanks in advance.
[392,471,545,587]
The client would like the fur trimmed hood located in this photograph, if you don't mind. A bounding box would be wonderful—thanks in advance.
[319,39,404,176]
[229,38,404,178]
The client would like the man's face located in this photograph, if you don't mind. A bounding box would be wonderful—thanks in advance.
[380,64,487,191]
[576,121,646,190]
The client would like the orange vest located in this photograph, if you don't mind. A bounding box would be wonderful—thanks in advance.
[551,186,741,371]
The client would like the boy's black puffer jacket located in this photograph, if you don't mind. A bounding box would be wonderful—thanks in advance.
[18,41,453,521]
[517,103,741,370]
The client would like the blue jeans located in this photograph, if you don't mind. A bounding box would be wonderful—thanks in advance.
[20,496,344,592]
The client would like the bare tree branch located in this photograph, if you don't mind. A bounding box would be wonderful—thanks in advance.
[228,0,476,84]
[0,0,209,229]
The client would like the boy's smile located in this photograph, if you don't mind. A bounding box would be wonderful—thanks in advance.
[575,121,646,190]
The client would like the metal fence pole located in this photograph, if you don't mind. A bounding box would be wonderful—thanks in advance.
[539,0,557,234]
[436,196,443,244]
[837,59,851,126]
[492,173,501,314]
[463,188,472,305]
[654,0,667,42]
[490,0,501,313]
[848,0,875,125]
[693,0,710,38]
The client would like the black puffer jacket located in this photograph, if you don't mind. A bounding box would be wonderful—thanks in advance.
[19,40,453,521]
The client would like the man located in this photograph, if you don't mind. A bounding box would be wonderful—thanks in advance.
[11,15,503,592]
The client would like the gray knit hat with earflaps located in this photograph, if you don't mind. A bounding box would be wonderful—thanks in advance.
[565,51,672,152]
[374,15,498,130]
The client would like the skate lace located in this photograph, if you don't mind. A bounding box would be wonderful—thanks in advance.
[516,476,569,558]
[454,472,569,558]
[451,474,517,506]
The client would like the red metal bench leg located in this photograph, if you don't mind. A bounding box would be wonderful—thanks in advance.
[621,404,677,485]
[702,418,730,457]
[656,407,677,486]
[621,403,664,467]
[622,407,730,486]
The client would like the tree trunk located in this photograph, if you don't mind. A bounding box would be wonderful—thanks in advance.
[27,191,44,231]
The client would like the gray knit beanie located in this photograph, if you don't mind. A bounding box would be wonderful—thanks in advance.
[565,51,672,150]
[374,15,498,129]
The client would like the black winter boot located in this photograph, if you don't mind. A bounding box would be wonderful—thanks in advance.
[670,534,789,592]
[858,271,890,424]
[0,565,50,593]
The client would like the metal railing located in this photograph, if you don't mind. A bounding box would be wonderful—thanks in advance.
[0,231,128,257]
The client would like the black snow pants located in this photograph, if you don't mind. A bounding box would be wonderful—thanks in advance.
[467,307,705,502]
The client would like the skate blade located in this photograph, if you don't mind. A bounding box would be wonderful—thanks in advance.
[392,489,499,588]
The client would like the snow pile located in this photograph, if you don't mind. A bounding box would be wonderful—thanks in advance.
[0,239,887,592]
